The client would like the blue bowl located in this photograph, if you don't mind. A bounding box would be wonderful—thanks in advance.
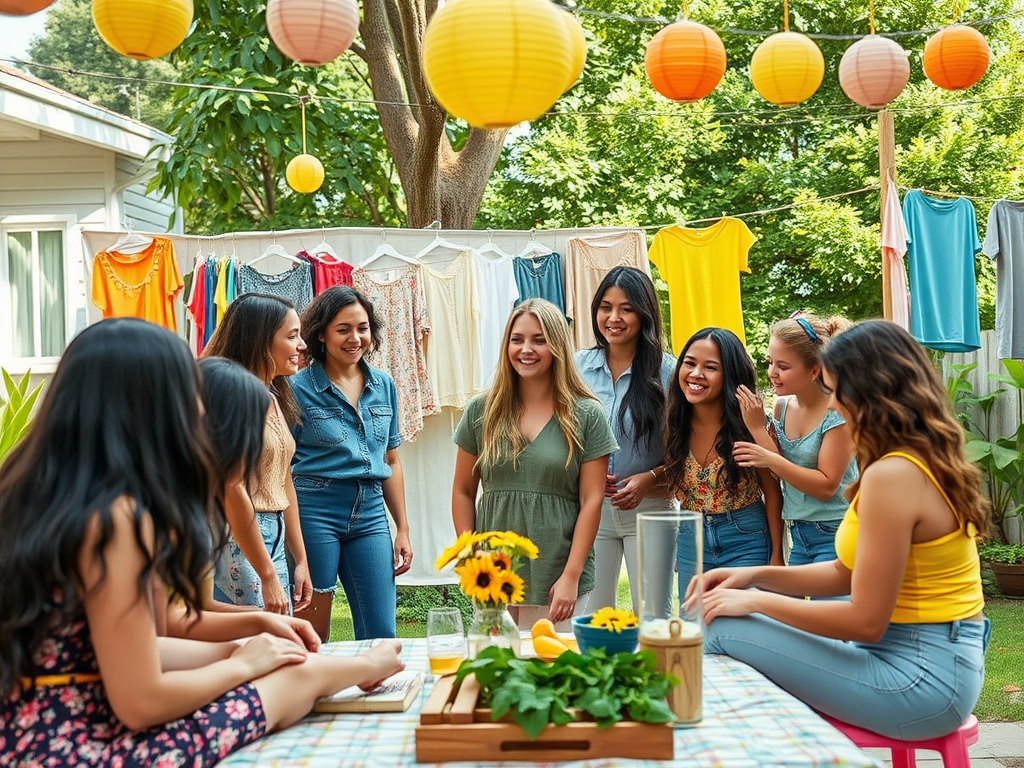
[571,615,640,655]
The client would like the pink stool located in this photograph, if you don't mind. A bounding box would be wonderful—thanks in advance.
[823,714,979,768]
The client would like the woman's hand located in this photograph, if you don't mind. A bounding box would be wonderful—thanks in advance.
[733,440,775,469]
[393,530,413,576]
[257,613,322,652]
[703,587,760,624]
[547,573,581,623]
[604,474,618,499]
[292,562,313,613]
[231,632,309,679]
[736,385,767,436]
[610,472,654,510]
[260,572,291,615]
[703,566,755,593]
[358,639,405,691]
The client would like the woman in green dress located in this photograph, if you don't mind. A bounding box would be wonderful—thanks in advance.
[451,299,618,629]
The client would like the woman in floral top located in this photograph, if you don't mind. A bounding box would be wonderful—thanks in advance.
[663,328,784,583]
[0,319,402,767]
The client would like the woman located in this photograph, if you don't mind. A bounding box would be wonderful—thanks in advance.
[291,286,413,642]
[203,293,313,615]
[700,320,988,739]
[0,319,403,766]
[574,266,677,613]
[732,312,858,564]
[663,328,784,576]
[451,298,618,628]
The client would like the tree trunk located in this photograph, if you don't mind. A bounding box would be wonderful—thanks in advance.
[359,0,506,229]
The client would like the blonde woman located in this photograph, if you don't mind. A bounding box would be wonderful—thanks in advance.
[451,299,618,628]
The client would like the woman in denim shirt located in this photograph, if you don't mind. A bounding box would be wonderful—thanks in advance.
[291,287,413,642]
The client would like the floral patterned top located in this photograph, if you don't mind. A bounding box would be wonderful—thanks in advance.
[676,453,762,514]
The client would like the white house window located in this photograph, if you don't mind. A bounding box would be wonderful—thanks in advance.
[3,229,66,359]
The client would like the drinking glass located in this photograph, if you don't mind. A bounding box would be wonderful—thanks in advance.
[426,607,468,675]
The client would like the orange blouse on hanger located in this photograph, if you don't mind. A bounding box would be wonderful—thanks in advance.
[91,237,183,332]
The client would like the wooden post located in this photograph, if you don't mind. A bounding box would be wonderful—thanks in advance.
[878,109,896,320]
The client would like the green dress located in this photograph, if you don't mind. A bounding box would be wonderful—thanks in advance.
[453,395,618,605]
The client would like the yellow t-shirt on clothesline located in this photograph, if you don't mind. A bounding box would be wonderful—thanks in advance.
[91,237,183,333]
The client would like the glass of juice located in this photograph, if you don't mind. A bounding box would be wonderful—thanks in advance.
[426,607,467,675]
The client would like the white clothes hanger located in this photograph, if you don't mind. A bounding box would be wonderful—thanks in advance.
[248,231,304,268]
[516,228,554,259]
[413,220,467,262]
[359,230,418,269]
[108,219,154,255]
[475,229,512,259]
[310,228,340,261]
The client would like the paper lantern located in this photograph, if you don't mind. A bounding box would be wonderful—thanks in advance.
[422,0,572,129]
[267,0,360,66]
[839,35,910,109]
[561,10,587,92]
[287,154,325,194]
[0,0,57,16]
[750,31,824,107]
[923,25,990,91]
[92,0,193,61]
[645,20,727,103]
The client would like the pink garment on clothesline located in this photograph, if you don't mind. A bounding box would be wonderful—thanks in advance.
[882,179,911,330]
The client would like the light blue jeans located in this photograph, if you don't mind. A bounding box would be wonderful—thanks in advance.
[787,519,841,565]
[705,613,989,739]
[677,500,770,579]
[213,511,292,612]
[293,475,396,640]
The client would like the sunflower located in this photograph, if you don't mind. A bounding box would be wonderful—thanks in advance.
[435,530,487,571]
[590,606,639,633]
[487,531,539,560]
[490,550,512,571]
[455,555,502,603]
[492,570,525,604]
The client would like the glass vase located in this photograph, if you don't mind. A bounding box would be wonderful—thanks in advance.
[468,602,521,656]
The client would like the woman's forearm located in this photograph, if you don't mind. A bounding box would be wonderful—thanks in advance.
[223,481,276,580]
[382,454,410,535]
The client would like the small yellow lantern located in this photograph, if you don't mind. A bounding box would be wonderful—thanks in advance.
[267,0,360,67]
[645,20,727,103]
[0,0,57,16]
[923,25,990,91]
[92,0,194,61]
[839,35,909,110]
[750,31,824,107]
[561,9,587,92]
[422,0,573,129]
[287,154,325,194]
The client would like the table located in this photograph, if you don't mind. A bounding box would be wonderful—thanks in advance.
[220,639,880,768]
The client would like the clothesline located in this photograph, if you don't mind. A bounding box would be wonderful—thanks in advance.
[896,184,1008,205]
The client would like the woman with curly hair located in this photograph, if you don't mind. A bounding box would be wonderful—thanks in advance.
[700,320,989,740]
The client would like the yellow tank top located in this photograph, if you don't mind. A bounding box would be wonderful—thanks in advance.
[834,452,983,624]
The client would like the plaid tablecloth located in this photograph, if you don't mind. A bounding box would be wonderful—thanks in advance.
[220,639,879,768]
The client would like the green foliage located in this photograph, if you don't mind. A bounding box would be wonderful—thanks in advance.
[457,645,675,739]
[396,584,473,629]
[0,369,44,466]
[975,599,1024,723]
[978,542,1024,565]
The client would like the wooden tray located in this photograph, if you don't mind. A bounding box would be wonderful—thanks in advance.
[415,674,674,763]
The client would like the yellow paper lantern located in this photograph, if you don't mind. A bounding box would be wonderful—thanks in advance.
[287,154,325,194]
[422,0,572,129]
[267,0,360,67]
[561,9,587,92]
[750,31,824,107]
[645,20,727,103]
[0,0,56,16]
[839,35,909,110]
[92,0,194,61]
[923,25,990,91]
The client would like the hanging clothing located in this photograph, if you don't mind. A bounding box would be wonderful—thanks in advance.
[186,258,208,355]
[352,266,438,442]
[300,250,354,294]
[902,190,982,352]
[420,251,483,409]
[238,261,314,313]
[982,199,1024,359]
[513,251,566,316]
[90,237,183,332]
[565,231,650,350]
[882,179,911,331]
[474,249,519,388]
[648,218,755,353]
[214,257,237,323]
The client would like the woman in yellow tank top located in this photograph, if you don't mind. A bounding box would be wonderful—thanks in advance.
[698,320,989,740]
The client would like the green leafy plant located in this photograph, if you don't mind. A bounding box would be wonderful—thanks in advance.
[977,542,1024,565]
[948,361,1024,544]
[455,645,676,739]
[0,369,44,466]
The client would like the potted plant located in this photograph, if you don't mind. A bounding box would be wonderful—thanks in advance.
[977,542,1024,597]
[571,607,641,654]
[0,368,44,466]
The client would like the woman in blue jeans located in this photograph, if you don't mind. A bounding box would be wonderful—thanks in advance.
[732,312,858,564]
[291,286,413,641]
[663,328,784,582]
[700,321,988,740]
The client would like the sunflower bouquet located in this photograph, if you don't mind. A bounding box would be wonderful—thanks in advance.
[435,530,539,606]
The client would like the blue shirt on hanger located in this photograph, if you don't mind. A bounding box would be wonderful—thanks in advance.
[513,252,566,317]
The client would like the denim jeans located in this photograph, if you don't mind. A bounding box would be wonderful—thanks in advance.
[213,511,292,612]
[293,475,396,640]
[677,500,770,582]
[787,519,841,565]
[705,613,988,740]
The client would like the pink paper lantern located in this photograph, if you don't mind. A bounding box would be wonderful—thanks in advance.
[839,35,910,110]
[267,0,360,66]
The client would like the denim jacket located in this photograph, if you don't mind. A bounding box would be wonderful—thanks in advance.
[290,358,401,482]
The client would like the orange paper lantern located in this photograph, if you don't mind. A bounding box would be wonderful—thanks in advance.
[923,25,990,91]
[267,0,360,66]
[839,35,910,109]
[750,31,824,107]
[92,0,193,60]
[0,0,56,15]
[286,154,325,194]
[645,20,727,103]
